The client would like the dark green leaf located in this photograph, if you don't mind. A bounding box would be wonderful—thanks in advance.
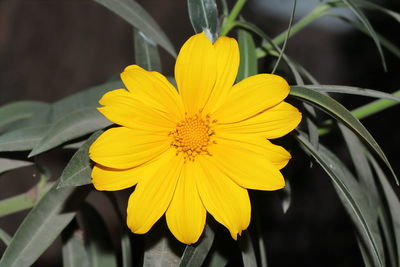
[341,0,387,70]
[0,124,51,152]
[29,108,110,157]
[239,232,257,267]
[62,222,90,267]
[237,29,257,82]
[134,29,162,72]
[296,85,400,101]
[80,204,118,267]
[93,0,176,57]
[0,184,90,267]
[144,233,181,267]
[351,0,400,24]
[271,0,297,74]
[57,131,102,189]
[368,154,400,266]
[296,132,385,267]
[188,0,219,42]
[179,226,215,267]
[0,101,49,130]
[0,158,32,175]
[290,86,398,184]
[0,228,11,246]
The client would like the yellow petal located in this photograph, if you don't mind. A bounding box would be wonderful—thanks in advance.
[121,65,184,122]
[175,32,217,114]
[196,158,251,239]
[89,127,170,169]
[166,163,206,244]
[92,164,141,191]
[217,102,302,139]
[213,74,290,123]
[203,36,240,114]
[98,89,175,133]
[208,136,286,189]
[126,150,184,234]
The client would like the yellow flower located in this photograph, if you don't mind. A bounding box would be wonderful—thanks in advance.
[89,32,301,244]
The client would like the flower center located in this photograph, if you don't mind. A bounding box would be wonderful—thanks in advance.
[169,113,216,162]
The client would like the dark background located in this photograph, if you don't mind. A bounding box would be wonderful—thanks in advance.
[0,0,399,266]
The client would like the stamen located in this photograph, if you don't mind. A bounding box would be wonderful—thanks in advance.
[169,113,216,162]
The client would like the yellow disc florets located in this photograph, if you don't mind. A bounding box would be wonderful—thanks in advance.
[169,113,216,162]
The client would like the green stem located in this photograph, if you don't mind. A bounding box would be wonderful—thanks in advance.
[318,90,400,135]
[0,181,52,217]
[351,90,400,119]
[220,0,247,35]
[257,3,334,58]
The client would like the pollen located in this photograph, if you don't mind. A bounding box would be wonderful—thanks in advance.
[169,113,216,162]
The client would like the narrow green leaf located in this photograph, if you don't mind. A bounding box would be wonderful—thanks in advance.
[338,124,378,207]
[62,222,90,267]
[281,179,292,214]
[0,124,51,152]
[328,14,400,60]
[134,29,162,72]
[368,154,400,266]
[0,101,49,129]
[0,228,11,246]
[29,108,110,157]
[80,204,118,267]
[290,86,398,184]
[0,184,90,267]
[237,29,257,82]
[351,0,400,24]
[234,21,304,84]
[271,0,297,74]
[93,0,176,57]
[296,85,400,101]
[239,232,258,267]
[341,0,387,70]
[188,0,219,42]
[179,226,215,267]
[0,158,32,175]
[57,131,102,189]
[296,132,385,267]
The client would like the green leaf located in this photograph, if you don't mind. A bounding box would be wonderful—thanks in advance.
[239,232,258,267]
[237,29,257,82]
[57,131,102,189]
[0,101,49,130]
[340,0,387,70]
[368,154,400,266]
[80,204,118,267]
[281,179,292,214]
[328,14,400,60]
[295,85,400,101]
[93,0,176,57]
[0,124,51,152]
[296,132,385,267]
[0,158,33,175]
[179,226,215,267]
[234,21,304,84]
[290,86,398,184]
[351,0,400,24]
[0,81,122,153]
[0,228,11,246]
[144,233,181,266]
[188,0,219,42]
[271,0,297,74]
[0,184,90,267]
[62,222,90,267]
[29,108,110,157]
[134,29,162,72]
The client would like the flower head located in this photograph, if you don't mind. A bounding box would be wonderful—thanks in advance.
[89,32,302,244]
